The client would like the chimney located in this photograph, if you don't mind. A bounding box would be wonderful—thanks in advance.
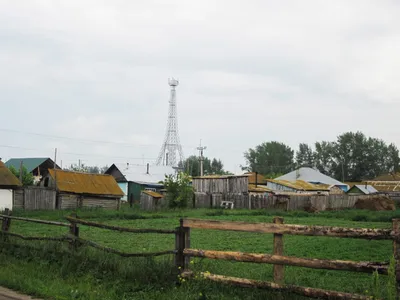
[146,163,149,174]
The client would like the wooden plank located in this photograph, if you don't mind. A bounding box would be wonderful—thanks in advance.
[184,227,191,269]
[66,216,176,234]
[183,249,389,275]
[273,217,284,284]
[181,272,374,300]
[0,215,70,227]
[393,219,400,298]
[182,218,393,240]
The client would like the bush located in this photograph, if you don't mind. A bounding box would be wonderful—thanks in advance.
[164,173,193,209]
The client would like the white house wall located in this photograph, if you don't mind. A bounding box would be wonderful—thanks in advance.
[118,182,128,201]
[0,189,13,211]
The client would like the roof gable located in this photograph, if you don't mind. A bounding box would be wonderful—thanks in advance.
[49,169,124,197]
[0,161,22,187]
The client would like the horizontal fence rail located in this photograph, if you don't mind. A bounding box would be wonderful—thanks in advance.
[0,214,70,227]
[183,248,389,275]
[66,216,177,234]
[182,218,394,240]
[181,271,372,300]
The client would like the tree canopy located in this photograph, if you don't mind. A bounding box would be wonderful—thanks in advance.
[8,166,34,186]
[243,141,294,177]
[244,132,399,181]
[64,164,109,174]
[178,156,231,177]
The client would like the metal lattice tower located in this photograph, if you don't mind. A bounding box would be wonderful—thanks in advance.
[156,78,184,166]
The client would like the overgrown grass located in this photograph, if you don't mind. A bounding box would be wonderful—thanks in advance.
[1,207,398,299]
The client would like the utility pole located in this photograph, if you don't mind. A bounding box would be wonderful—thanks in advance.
[54,148,57,191]
[197,140,207,176]
[19,160,23,184]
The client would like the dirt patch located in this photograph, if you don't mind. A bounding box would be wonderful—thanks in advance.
[354,195,395,211]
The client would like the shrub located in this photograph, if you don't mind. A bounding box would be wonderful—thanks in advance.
[164,173,193,209]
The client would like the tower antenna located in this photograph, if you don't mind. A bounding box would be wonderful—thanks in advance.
[156,78,184,166]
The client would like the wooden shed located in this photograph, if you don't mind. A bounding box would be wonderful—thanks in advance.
[140,190,165,211]
[42,169,124,210]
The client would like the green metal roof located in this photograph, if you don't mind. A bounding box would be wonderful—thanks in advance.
[5,158,50,173]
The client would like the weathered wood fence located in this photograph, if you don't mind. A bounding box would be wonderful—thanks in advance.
[13,187,57,210]
[178,218,400,300]
[1,211,399,299]
[193,193,360,211]
[0,209,177,258]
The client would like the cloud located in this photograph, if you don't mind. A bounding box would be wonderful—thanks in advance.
[1,0,400,172]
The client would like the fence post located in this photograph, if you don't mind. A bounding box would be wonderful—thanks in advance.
[68,214,79,250]
[184,226,191,269]
[175,219,186,271]
[392,219,400,298]
[1,208,11,242]
[273,216,284,285]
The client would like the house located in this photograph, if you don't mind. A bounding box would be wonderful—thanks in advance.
[5,157,61,184]
[347,185,378,195]
[265,179,330,195]
[276,167,349,191]
[140,190,165,210]
[0,160,22,211]
[104,163,176,205]
[41,169,124,210]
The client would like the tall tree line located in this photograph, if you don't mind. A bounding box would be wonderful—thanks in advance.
[179,156,232,177]
[243,131,400,181]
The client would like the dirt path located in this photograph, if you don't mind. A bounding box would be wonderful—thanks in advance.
[0,287,40,300]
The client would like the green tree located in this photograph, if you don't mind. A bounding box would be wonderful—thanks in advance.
[243,141,294,177]
[314,132,400,181]
[8,166,34,186]
[163,172,193,209]
[179,156,230,176]
[296,143,315,168]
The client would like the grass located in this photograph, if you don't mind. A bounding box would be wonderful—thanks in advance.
[0,206,398,299]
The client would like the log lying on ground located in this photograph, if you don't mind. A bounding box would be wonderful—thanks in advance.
[183,218,394,240]
[181,271,375,300]
[184,249,388,274]
[66,216,176,234]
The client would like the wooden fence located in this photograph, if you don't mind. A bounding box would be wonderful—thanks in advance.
[13,187,57,210]
[0,209,177,258]
[1,211,399,299]
[193,193,359,211]
[178,218,400,300]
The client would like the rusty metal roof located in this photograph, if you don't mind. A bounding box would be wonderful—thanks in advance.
[266,179,330,191]
[0,161,22,187]
[49,169,124,196]
[142,190,163,198]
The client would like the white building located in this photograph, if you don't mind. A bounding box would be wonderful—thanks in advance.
[0,160,22,211]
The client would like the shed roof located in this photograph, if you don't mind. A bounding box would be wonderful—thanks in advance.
[349,185,378,195]
[193,175,248,179]
[5,158,59,173]
[276,167,348,188]
[0,161,22,187]
[365,181,400,192]
[48,169,124,196]
[142,190,163,198]
[248,184,272,193]
[373,173,400,181]
[245,172,267,185]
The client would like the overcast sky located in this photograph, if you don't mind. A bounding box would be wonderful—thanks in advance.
[1,0,400,173]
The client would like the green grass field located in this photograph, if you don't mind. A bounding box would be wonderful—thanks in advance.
[0,206,398,299]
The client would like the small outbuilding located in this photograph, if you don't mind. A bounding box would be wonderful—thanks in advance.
[41,169,124,210]
[347,185,378,195]
[140,190,165,210]
[0,161,22,211]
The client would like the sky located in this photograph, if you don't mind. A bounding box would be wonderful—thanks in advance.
[1,0,400,174]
